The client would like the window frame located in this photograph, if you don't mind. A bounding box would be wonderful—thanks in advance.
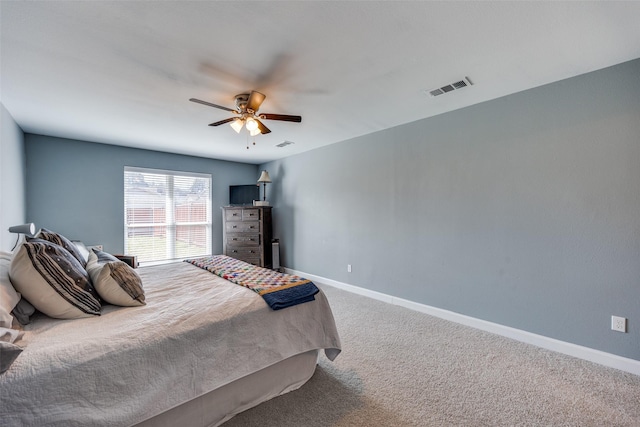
[124,166,212,266]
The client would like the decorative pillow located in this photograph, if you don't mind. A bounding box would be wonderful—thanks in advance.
[0,257,21,329]
[0,341,23,374]
[93,249,120,263]
[9,240,101,319]
[28,228,87,267]
[86,250,145,307]
[71,240,91,264]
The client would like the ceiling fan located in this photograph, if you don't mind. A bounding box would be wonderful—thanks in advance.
[189,91,302,136]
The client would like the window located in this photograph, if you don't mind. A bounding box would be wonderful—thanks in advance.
[124,166,212,265]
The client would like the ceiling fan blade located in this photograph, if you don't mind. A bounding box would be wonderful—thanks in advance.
[255,119,271,135]
[208,117,236,126]
[246,91,266,112]
[190,98,237,113]
[259,113,302,123]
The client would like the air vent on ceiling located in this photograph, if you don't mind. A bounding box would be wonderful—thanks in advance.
[276,141,295,148]
[426,76,473,97]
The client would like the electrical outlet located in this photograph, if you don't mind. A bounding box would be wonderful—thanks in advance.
[347,264,352,273]
[611,316,627,333]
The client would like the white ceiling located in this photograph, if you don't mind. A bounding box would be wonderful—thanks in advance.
[2,1,640,164]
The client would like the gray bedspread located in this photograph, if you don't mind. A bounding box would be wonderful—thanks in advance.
[0,262,341,426]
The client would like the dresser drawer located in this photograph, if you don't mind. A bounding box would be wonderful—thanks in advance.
[225,209,243,221]
[242,208,260,221]
[227,235,259,246]
[226,246,261,264]
[225,221,260,233]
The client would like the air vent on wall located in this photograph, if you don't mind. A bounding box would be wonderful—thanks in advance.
[276,141,295,148]
[426,76,473,97]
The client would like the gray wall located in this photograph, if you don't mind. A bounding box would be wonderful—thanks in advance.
[262,58,640,361]
[25,135,259,254]
[0,103,27,252]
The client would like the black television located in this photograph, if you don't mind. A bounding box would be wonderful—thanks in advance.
[229,184,260,206]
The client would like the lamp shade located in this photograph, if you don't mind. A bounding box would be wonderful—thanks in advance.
[257,170,271,183]
[8,223,37,237]
[245,117,258,131]
[230,118,244,133]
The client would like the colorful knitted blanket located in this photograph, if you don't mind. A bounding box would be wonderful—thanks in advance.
[185,255,319,310]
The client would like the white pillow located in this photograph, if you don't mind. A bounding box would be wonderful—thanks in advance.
[86,251,145,307]
[72,240,91,264]
[0,327,20,343]
[10,240,101,319]
[0,257,21,329]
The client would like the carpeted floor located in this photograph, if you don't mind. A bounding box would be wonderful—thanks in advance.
[223,283,640,426]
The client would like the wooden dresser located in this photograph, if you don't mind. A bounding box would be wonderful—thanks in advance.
[222,206,272,268]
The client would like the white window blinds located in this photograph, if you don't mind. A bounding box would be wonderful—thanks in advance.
[124,166,212,264]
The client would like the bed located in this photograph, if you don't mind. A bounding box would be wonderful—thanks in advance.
[0,244,341,427]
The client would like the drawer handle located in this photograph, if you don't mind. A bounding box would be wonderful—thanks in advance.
[232,225,237,229]
[232,250,238,253]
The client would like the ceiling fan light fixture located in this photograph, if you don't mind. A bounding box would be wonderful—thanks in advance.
[249,127,261,137]
[230,118,244,133]
[245,117,258,131]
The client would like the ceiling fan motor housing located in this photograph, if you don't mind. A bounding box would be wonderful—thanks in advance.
[235,93,250,112]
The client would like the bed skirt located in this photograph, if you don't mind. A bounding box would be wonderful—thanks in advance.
[135,349,319,427]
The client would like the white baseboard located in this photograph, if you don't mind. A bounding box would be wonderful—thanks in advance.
[286,268,640,376]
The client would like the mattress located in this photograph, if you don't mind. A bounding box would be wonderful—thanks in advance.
[0,261,341,426]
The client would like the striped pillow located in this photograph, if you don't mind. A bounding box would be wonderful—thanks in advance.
[9,240,101,319]
[86,250,145,307]
[29,228,87,267]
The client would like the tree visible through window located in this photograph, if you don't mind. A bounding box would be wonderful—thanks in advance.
[124,167,212,264]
